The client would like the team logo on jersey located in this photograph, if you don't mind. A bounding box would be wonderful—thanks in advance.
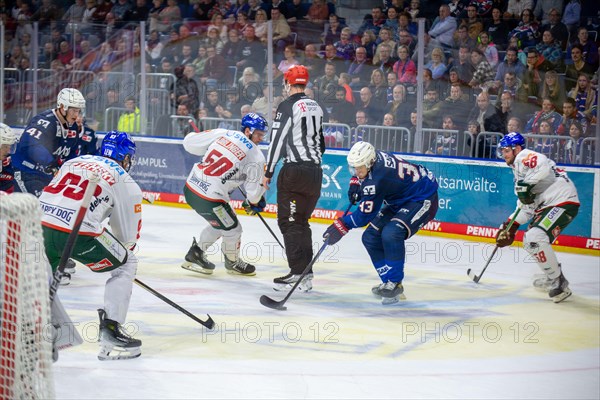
[87,258,114,271]
[363,185,376,196]
[552,226,561,238]
[134,204,142,213]
[67,129,78,138]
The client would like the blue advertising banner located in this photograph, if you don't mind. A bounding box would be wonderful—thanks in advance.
[266,151,596,238]
[128,138,197,195]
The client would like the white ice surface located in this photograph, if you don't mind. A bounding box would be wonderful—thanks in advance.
[53,204,600,399]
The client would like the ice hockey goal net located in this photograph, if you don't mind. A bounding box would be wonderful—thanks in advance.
[1,193,54,399]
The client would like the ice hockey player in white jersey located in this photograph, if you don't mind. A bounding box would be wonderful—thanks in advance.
[12,88,86,197]
[181,113,268,276]
[39,131,143,360]
[496,132,580,303]
[0,122,18,193]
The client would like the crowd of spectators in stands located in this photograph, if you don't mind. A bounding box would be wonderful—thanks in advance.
[1,0,599,162]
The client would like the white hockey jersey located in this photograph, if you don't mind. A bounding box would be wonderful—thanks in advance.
[509,149,580,224]
[183,129,266,204]
[39,155,143,245]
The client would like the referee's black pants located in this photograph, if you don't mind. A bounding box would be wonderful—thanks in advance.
[276,162,323,275]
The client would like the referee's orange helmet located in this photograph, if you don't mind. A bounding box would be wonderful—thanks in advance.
[284,65,309,85]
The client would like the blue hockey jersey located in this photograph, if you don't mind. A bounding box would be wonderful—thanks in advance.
[12,109,80,177]
[342,151,438,228]
[76,123,98,156]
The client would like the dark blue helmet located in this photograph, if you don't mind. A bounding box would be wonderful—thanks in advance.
[499,132,525,148]
[241,113,268,133]
[100,131,136,169]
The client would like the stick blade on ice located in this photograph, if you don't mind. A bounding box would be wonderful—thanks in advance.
[467,268,481,283]
[259,295,287,311]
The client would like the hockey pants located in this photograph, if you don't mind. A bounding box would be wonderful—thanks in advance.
[362,193,438,283]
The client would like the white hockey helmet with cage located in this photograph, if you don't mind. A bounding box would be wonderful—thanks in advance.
[347,141,376,169]
[0,123,17,146]
[57,88,86,111]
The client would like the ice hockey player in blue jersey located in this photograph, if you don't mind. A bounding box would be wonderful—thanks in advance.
[324,141,439,304]
[12,88,86,197]
[74,115,98,157]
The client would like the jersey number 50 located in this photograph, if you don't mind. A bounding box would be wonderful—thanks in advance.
[200,149,234,176]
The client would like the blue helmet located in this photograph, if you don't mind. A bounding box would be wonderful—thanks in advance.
[241,113,268,133]
[100,131,136,168]
[499,132,525,148]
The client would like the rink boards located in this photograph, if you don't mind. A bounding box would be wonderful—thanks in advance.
[125,136,600,253]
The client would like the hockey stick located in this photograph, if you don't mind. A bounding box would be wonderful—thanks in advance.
[467,207,522,283]
[189,118,200,133]
[142,192,155,204]
[49,173,100,303]
[237,186,285,250]
[134,279,215,329]
[260,203,354,311]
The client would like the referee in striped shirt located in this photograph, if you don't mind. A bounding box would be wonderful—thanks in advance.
[262,65,326,291]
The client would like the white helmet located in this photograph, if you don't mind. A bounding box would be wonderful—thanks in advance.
[0,123,16,146]
[347,141,376,169]
[57,88,86,110]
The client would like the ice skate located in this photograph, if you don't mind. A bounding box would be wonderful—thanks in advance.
[378,281,404,305]
[532,263,561,292]
[59,259,76,285]
[273,273,313,292]
[97,309,141,361]
[181,238,215,274]
[548,273,572,303]
[372,282,407,301]
[224,256,256,276]
[532,274,553,291]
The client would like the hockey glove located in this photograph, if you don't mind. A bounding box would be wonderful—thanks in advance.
[496,220,520,248]
[43,160,60,176]
[516,181,535,204]
[324,218,349,245]
[242,196,266,215]
[347,176,362,205]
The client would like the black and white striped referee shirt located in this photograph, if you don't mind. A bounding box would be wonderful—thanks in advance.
[264,93,325,178]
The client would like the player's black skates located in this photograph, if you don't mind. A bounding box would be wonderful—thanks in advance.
[372,282,407,302]
[59,259,77,285]
[273,273,313,292]
[374,281,404,305]
[181,238,215,274]
[224,256,256,276]
[97,309,141,360]
[548,273,572,303]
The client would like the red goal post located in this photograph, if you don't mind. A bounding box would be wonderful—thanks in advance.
[0,192,54,399]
